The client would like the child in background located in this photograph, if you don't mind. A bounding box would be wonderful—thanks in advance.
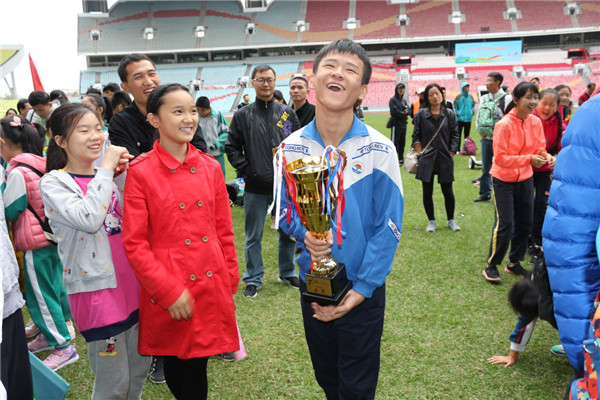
[123,84,240,400]
[554,84,572,126]
[530,89,564,258]
[39,103,150,398]
[1,115,77,371]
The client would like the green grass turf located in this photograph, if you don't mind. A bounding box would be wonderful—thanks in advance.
[27,112,573,399]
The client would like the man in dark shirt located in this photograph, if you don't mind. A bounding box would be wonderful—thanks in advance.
[237,94,250,110]
[579,83,597,106]
[109,54,206,157]
[289,74,315,127]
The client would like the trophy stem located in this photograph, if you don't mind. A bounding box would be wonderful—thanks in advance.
[310,255,338,277]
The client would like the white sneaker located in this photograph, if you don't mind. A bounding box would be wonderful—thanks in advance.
[447,219,461,231]
[426,220,436,232]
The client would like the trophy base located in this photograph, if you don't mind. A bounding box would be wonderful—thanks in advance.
[302,264,352,306]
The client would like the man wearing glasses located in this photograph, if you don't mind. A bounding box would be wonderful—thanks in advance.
[226,65,301,298]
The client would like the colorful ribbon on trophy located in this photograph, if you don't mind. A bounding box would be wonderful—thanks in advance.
[321,146,345,246]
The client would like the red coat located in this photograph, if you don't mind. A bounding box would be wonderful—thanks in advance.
[123,141,239,358]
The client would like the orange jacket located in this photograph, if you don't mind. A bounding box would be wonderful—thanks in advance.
[490,109,547,183]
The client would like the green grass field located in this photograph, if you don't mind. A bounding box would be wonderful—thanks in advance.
[30,113,573,399]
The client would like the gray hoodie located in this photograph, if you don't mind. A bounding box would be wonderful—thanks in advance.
[39,168,118,294]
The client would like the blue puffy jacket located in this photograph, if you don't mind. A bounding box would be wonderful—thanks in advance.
[542,93,600,373]
[454,82,475,123]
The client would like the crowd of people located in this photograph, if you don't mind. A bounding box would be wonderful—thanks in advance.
[1,37,599,399]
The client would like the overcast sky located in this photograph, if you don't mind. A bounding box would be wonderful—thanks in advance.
[0,1,119,98]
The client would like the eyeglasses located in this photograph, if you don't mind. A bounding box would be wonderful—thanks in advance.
[253,78,276,85]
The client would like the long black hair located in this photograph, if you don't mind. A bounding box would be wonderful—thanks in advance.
[504,81,539,115]
[0,115,44,156]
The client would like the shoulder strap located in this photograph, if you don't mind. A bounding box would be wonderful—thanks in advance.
[15,163,55,244]
[422,116,447,152]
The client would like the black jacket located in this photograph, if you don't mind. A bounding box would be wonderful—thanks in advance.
[412,107,459,183]
[225,98,300,194]
[389,83,409,126]
[109,102,207,158]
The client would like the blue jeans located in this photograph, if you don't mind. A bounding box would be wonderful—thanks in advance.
[243,192,297,287]
[480,138,493,197]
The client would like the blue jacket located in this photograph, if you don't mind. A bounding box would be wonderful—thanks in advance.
[542,94,600,373]
[279,117,404,298]
[454,82,475,123]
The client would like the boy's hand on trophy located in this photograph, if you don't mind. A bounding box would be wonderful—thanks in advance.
[311,290,365,322]
[304,230,333,262]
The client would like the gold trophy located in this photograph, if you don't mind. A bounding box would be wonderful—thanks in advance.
[284,152,351,305]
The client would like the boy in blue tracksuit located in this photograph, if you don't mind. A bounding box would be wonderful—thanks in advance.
[279,39,404,399]
[454,82,477,144]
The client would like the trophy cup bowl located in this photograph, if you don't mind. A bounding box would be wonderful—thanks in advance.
[285,156,351,306]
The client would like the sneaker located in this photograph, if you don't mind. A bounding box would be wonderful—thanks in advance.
[277,276,300,289]
[66,320,76,340]
[149,356,166,384]
[483,265,502,282]
[550,344,567,357]
[471,177,480,184]
[474,195,491,202]
[243,285,258,298]
[505,261,528,277]
[216,352,235,362]
[426,220,436,232]
[447,219,461,231]
[43,344,79,371]
[25,321,40,339]
[28,333,53,353]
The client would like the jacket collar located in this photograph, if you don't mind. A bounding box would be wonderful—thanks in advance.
[300,115,368,147]
[153,140,199,170]
[254,97,274,109]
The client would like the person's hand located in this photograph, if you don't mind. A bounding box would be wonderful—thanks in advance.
[101,145,133,172]
[167,289,194,321]
[487,350,518,367]
[547,155,556,169]
[449,151,455,157]
[530,154,547,168]
[311,290,365,322]
[304,230,333,262]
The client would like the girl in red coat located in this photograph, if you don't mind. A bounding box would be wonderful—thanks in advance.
[122,84,239,400]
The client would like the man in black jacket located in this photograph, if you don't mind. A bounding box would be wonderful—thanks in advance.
[289,74,315,127]
[109,53,206,157]
[225,65,301,298]
[389,83,409,164]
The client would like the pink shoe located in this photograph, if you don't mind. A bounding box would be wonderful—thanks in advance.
[66,320,76,340]
[28,333,52,353]
[43,344,79,371]
[25,321,40,339]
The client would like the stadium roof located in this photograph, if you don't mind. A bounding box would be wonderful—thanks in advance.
[0,45,24,80]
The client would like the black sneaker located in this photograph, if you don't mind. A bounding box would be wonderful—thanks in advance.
[216,352,235,362]
[243,285,258,298]
[474,195,491,202]
[505,261,528,277]
[277,276,300,289]
[483,265,502,282]
[148,356,165,384]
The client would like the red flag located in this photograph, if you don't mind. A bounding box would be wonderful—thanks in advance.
[29,54,45,92]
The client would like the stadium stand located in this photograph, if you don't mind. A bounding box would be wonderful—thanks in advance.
[578,1,600,27]
[201,65,247,87]
[80,71,97,93]
[302,0,350,43]
[460,1,513,34]
[199,1,252,49]
[514,1,574,31]
[404,1,455,37]
[198,88,240,112]
[353,1,402,40]
[251,1,301,45]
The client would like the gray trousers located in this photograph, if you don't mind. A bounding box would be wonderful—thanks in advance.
[87,322,151,400]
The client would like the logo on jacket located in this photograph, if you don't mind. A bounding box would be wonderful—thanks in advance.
[352,162,363,174]
[353,142,391,159]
